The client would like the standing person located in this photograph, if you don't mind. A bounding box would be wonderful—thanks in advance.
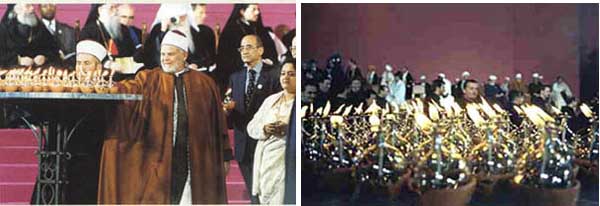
[137,4,215,71]
[380,64,395,87]
[247,60,295,204]
[396,66,413,100]
[0,4,61,67]
[223,34,281,203]
[345,58,363,81]
[509,73,529,99]
[387,76,406,106]
[117,4,143,50]
[365,64,379,86]
[551,76,573,109]
[528,72,543,97]
[216,4,278,94]
[80,4,136,60]
[98,30,232,204]
[39,4,77,67]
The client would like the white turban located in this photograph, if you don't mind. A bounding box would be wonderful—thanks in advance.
[161,30,189,52]
[438,73,446,78]
[385,64,393,72]
[76,40,107,62]
[489,75,497,81]
[515,73,522,79]
[532,73,539,78]
[152,3,198,32]
[462,71,470,77]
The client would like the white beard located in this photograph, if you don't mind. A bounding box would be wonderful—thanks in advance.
[161,63,178,73]
[168,24,195,53]
[101,15,122,40]
[17,13,38,27]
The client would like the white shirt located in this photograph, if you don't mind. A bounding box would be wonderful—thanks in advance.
[42,19,56,35]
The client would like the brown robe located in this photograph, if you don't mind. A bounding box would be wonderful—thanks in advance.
[97,68,232,204]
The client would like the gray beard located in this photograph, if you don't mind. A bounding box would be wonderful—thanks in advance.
[161,63,178,73]
[101,16,122,40]
[17,13,38,27]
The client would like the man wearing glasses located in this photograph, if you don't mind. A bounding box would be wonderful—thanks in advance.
[117,4,142,50]
[223,34,281,203]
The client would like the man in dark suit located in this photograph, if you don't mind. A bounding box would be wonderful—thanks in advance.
[365,64,380,86]
[39,4,77,67]
[224,34,281,204]
[395,66,413,100]
[117,4,142,50]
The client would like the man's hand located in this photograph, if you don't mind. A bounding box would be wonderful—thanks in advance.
[223,101,235,114]
[188,63,198,70]
[19,56,33,66]
[224,161,231,175]
[33,55,46,66]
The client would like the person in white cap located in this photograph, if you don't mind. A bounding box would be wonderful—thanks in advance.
[509,72,529,98]
[484,75,505,101]
[453,71,470,97]
[414,74,430,98]
[528,72,543,96]
[97,29,231,204]
[75,40,107,73]
[136,3,216,73]
[380,64,395,86]
[437,73,452,98]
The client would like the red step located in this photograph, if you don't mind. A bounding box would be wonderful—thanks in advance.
[0,164,37,183]
[0,183,34,204]
[0,147,37,164]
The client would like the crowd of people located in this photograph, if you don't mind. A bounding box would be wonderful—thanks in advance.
[0,3,295,205]
[301,54,597,129]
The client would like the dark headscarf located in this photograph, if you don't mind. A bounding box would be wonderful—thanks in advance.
[84,4,103,26]
[1,4,15,25]
[223,4,266,31]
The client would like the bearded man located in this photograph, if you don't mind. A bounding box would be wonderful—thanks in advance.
[79,4,136,64]
[0,3,61,67]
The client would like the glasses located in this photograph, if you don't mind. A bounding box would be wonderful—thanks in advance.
[120,15,134,20]
[238,45,261,52]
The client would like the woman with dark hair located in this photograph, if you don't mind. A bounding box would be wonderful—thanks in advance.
[247,59,295,204]
[215,4,278,94]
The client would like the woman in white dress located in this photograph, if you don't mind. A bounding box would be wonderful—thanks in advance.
[247,61,295,204]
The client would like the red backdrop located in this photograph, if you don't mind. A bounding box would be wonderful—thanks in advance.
[0,4,295,34]
[302,3,599,97]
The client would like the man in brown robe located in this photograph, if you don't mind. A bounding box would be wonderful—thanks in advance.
[97,29,232,204]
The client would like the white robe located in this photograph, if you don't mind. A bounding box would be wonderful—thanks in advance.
[552,81,573,109]
[247,91,293,204]
[388,79,406,105]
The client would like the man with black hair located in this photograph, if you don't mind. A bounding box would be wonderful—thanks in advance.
[216,4,278,94]
[532,85,552,113]
[396,66,413,100]
[345,58,363,82]
[301,82,318,107]
[507,90,525,125]
[427,79,445,105]
[223,34,281,204]
[456,79,482,107]
[39,4,77,67]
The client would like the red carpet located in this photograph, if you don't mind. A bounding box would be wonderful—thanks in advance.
[0,129,250,204]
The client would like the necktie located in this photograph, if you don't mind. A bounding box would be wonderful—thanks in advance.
[245,70,257,109]
[171,74,189,204]
[48,21,55,35]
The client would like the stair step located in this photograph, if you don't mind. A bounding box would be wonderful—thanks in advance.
[0,129,37,147]
[0,164,37,183]
[0,184,34,204]
[0,147,37,164]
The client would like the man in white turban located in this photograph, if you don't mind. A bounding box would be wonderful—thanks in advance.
[98,30,232,204]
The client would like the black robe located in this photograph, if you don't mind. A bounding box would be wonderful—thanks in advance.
[79,20,136,81]
[134,24,216,70]
[79,20,136,58]
[0,19,61,67]
[215,19,278,93]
